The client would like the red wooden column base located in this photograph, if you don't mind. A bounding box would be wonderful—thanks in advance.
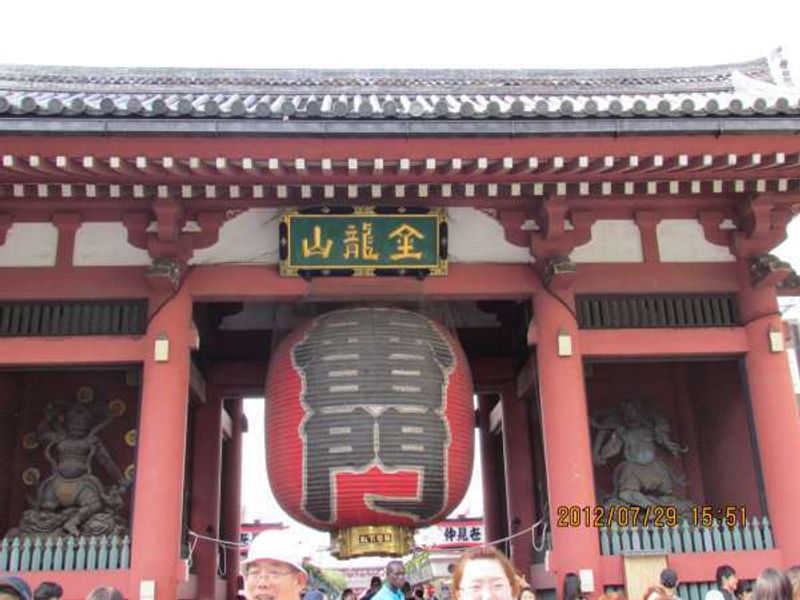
[737,260,800,565]
[223,398,245,600]
[477,393,503,549]
[500,380,537,579]
[128,290,192,600]
[533,287,602,596]
[190,388,224,600]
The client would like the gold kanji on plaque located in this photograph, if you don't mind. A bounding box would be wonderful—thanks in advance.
[389,224,425,260]
[302,226,334,258]
[343,222,380,260]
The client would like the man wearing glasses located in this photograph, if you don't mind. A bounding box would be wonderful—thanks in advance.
[242,532,308,600]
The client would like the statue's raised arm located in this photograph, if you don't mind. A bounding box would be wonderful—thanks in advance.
[653,414,687,455]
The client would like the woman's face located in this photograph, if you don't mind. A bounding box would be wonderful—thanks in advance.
[458,559,513,600]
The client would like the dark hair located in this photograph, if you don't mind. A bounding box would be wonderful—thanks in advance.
[737,581,754,596]
[717,566,737,589]
[371,577,382,588]
[753,569,792,600]
[563,573,583,600]
[342,588,355,600]
[85,587,124,600]
[660,569,678,590]
[452,546,521,600]
[34,582,63,600]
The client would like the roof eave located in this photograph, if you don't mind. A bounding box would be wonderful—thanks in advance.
[1,116,799,137]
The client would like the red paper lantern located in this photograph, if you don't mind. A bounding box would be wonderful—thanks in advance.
[265,307,474,556]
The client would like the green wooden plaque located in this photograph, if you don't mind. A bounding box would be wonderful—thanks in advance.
[279,207,447,276]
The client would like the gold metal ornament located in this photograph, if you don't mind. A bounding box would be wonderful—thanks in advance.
[124,429,138,447]
[76,385,95,404]
[22,432,39,449]
[124,464,135,482]
[22,468,40,486]
[330,525,414,559]
[108,399,126,417]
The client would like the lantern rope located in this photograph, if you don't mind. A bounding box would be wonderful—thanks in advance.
[188,529,248,548]
[484,515,547,548]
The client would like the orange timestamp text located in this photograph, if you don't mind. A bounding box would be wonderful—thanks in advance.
[555,504,747,528]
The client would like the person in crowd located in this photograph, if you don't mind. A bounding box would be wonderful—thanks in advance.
[401,581,414,600]
[563,573,584,600]
[413,587,425,600]
[786,567,800,600]
[84,589,123,600]
[736,581,754,600]
[753,569,792,600]
[363,577,383,600]
[643,586,666,600]
[452,546,520,600]
[0,577,32,600]
[373,561,406,600]
[706,566,739,600]
[33,582,62,600]
[660,569,680,600]
[241,531,308,600]
[342,589,357,600]
[519,587,536,600]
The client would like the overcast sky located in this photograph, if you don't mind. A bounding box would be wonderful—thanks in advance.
[2,1,800,72]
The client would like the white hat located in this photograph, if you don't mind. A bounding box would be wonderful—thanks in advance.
[242,531,308,576]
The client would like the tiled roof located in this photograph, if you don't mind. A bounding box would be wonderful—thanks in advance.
[0,50,797,120]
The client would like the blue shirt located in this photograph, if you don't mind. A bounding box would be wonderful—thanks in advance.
[372,584,404,600]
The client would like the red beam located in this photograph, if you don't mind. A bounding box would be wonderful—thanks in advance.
[575,263,740,294]
[3,135,800,161]
[185,263,538,302]
[0,335,146,365]
[579,328,748,357]
[0,267,149,300]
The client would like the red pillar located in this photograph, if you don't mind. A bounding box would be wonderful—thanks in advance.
[129,290,192,600]
[500,381,536,579]
[477,393,503,547]
[223,397,245,600]
[533,287,601,596]
[190,387,224,600]
[737,261,800,565]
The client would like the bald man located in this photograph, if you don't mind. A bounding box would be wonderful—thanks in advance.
[371,561,406,600]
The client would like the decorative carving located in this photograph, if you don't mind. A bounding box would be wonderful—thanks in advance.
[748,253,793,289]
[22,468,40,486]
[7,391,131,539]
[108,399,126,417]
[541,255,577,289]
[591,399,693,520]
[146,255,183,291]
[124,429,137,447]
[778,268,800,291]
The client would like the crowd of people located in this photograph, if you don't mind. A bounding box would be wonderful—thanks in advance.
[240,532,800,600]
[0,578,122,600]
[4,538,800,600]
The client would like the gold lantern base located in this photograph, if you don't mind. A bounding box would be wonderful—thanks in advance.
[330,525,415,559]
